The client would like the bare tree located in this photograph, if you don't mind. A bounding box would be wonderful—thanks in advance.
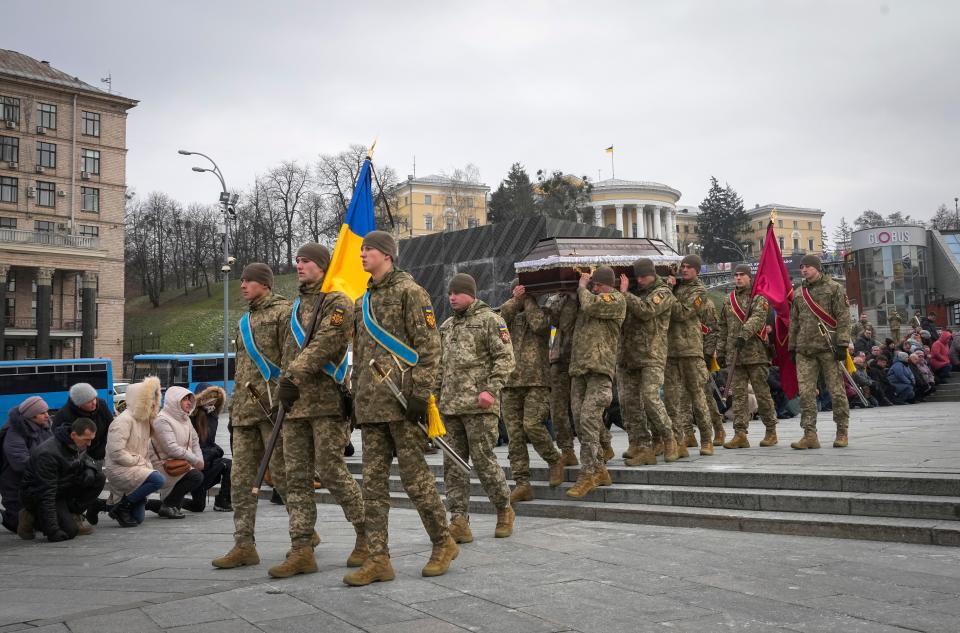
[316,144,400,234]
[263,161,310,270]
[435,164,483,231]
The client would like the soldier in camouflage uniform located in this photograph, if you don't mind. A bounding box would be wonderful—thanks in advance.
[343,231,458,587]
[788,254,851,449]
[567,266,625,498]
[212,263,291,570]
[500,281,564,502]
[267,243,366,578]
[544,291,579,466]
[888,309,902,343]
[663,254,715,457]
[439,273,516,543]
[675,297,726,447]
[717,264,778,449]
[850,313,872,341]
[617,258,678,466]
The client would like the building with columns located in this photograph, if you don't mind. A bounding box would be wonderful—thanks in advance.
[585,178,680,249]
[0,50,137,368]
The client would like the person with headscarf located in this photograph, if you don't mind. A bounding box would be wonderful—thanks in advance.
[146,386,203,519]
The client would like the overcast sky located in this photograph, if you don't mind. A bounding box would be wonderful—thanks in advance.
[6,0,959,236]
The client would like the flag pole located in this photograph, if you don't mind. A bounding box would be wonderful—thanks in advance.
[610,149,615,179]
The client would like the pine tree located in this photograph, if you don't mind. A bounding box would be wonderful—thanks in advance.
[833,217,853,251]
[928,203,959,230]
[534,170,593,223]
[696,177,750,263]
[487,163,536,223]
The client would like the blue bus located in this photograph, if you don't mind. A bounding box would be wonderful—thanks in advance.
[0,358,115,427]
[132,353,235,396]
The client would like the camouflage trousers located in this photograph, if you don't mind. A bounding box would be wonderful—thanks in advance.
[283,415,364,547]
[230,421,287,545]
[502,386,560,486]
[663,357,713,445]
[618,365,673,445]
[570,373,613,474]
[730,363,777,434]
[549,364,576,450]
[677,373,724,436]
[796,352,850,433]
[890,327,901,343]
[443,413,510,517]
[360,421,449,557]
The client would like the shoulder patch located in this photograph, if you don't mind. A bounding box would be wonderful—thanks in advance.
[693,296,703,308]
[498,324,511,344]
[330,307,345,327]
[757,296,769,310]
[652,294,662,305]
[423,307,437,329]
[601,293,613,303]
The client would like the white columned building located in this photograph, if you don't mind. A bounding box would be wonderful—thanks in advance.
[585,179,681,249]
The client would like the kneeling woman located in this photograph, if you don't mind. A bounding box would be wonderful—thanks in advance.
[147,386,203,519]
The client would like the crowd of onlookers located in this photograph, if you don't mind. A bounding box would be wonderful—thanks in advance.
[0,379,232,543]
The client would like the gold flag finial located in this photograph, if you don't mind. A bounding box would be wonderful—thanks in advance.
[770,208,778,223]
[367,138,378,159]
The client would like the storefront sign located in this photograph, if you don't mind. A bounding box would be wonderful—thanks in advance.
[851,226,927,251]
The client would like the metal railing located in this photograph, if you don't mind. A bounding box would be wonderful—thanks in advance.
[0,228,99,249]
[4,316,83,330]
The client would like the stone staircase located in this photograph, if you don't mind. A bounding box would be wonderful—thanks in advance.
[925,380,960,403]
[312,461,960,547]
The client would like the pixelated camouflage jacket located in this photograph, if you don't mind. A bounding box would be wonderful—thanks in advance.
[499,294,550,387]
[544,291,578,367]
[618,275,674,370]
[789,273,851,355]
[230,291,291,427]
[282,280,353,419]
[717,285,771,365]
[439,299,515,415]
[701,296,720,358]
[668,276,708,358]
[352,268,441,424]
[569,286,626,379]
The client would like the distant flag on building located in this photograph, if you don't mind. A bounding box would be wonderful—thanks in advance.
[321,155,376,301]
[753,219,799,398]
[605,145,614,153]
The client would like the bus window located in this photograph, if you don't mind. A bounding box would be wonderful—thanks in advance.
[0,359,114,422]
[133,359,174,389]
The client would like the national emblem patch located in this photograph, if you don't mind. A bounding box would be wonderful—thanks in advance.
[693,296,703,308]
[330,307,345,327]
[423,307,437,329]
[499,324,511,344]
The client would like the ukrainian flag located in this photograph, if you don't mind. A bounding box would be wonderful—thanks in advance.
[321,157,376,301]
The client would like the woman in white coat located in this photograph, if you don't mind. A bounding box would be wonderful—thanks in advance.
[146,386,203,519]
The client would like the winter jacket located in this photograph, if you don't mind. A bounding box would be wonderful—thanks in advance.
[887,359,914,389]
[950,334,960,367]
[150,385,202,495]
[930,331,952,371]
[1,407,53,511]
[52,397,113,461]
[104,377,161,499]
[192,384,226,466]
[921,317,940,342]
[853,334,875,358]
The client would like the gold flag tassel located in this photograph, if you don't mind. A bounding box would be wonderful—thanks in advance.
[708,354,720,373]
[426,394,446,438]
[845,349,856,374]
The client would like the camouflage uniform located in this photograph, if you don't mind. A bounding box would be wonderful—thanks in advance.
[618,276,675,446]
[230,291,291,545]
[282,280,364,548]
[717,285,777,434]
[439,300,515,517]
[545,292,579,452]
[676,298,724,438]
[353,268,448,557]
[663,277,713,446]
[887,311,901,342]
[789,274,851,433]
[500,294,560,485]
[569,286,625,474]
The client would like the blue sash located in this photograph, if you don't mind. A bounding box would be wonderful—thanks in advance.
[239,312,281,382]
[291,296,350,384]
[361,292,419,367]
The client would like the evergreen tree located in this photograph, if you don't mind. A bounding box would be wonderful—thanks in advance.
[928,203,959,230]
[833,217,853,251]
[696,177,750,263]
[487,163,536,223]
[853,210,886,230]
[534,170,593,223]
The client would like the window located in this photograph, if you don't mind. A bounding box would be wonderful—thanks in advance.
[759,238,764,250]
[808,238,815,251]
[78,224,99,237]
[38,103,56,130]
[423,194,432,205]
[0,135,18,162]
[37,142,56,168]
[36,181,55,207]
[81,186,99,212]
[684,225,689,233]
[445,196,453,205]
[466,198,474,208]
[758,221,763,230]
[81,149,100,174]
[35,220,54,233]
[792,220,798,229]
[403,196,409,206]
[793,238,799,251]
[778,236,784,249]
[777,219,783,229]
[82,111,100,137]
[1,96,20,123]
[0,217,15,229]
[807,221,813,231]
[467,218,478,228]
[0,176,17,203]
[446,219,454,231]
[424,215,433,230]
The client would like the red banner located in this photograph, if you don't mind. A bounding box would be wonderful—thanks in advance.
[753,221,798,399]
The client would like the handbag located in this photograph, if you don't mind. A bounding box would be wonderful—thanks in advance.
[151,440,191,477]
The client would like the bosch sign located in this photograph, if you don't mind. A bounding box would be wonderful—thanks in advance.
[850,226,927,251]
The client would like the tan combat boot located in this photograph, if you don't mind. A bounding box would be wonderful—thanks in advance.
[625,443,657,466]
[73,514,93,536]
[713,421,726,446]
[833,429,848,448]
[595,465,613,487]
[663,437,679,463]
[343,554,395,586]
[600,440,615,463]
[449,515,474,543]
[560,447,579,467]
[346,527,369,567]
[548,460,565,487]
[422,536,459,577]
[212,542,260,569]
[622,441,640,459]
[653,439,664,456]
[510,483,534,503]
[699,440,714,456]
[685,432,699,447]
[17,509,35,540]
[495,506,515,538]
[269,545,318,578]
[566,470,598,498]
[676,439,690,459]
[723,432,750,449]
[791,430,821,450]
[759,428,778,447]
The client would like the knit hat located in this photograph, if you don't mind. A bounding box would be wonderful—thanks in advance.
[734,264,752,277]
[681,254,702,270]
[68,382,98,406]
[448,273,477,298]
[591,266,616,287]
[362,230,398,260]
[296,242,331,271]
[18,396,49,419]
[896,350,909,361]
[632,258,656,278]
[800,254,822,271]
[241,263,273,288]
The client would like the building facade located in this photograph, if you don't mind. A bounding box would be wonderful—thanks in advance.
[388,174,490,239]
[0,50,137,370]
[745,204,824,257]
[585,178,680,249]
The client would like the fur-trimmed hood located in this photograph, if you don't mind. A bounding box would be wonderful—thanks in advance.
[125,376,162,425]
[194,384,227,415]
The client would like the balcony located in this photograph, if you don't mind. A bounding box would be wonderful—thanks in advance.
[0,228,100,251]
[3,316,86,337]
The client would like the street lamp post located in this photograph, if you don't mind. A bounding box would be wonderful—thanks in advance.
[954,197,958,231]
[178,150,238,393]
[713,237,750,261]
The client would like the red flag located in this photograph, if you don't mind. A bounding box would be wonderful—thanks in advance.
[753,221,799,399]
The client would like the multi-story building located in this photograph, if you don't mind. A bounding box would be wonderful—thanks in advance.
[0,49,137,369]
[388,174,490,239]
[584,178,680,250]
[674,205,702,253]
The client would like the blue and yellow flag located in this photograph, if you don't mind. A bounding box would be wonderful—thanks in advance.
[321,157,376,301]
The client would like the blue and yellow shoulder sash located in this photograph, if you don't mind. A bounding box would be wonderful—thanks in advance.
[291,296,350,384]
[239,312,281,382]
[361,291,419,367]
